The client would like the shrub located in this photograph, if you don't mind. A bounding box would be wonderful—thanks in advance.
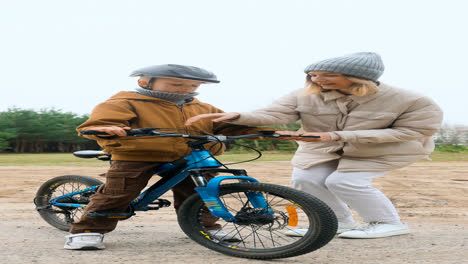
[435,144,468,153]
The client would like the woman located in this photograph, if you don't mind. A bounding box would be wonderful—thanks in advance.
[185,52,443,239]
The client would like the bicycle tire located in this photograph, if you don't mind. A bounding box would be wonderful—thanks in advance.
[34,175,103,231]
[177,182,337,259]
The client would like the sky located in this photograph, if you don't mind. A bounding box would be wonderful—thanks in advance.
[1,0,467,125]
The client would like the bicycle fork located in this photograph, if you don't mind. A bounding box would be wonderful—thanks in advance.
[189,169,273,222]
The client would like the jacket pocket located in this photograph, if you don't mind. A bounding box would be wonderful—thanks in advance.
[343,140,427,157]
[102,171,141,193]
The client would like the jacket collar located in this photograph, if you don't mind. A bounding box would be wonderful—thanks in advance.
[107,91,201,105]
[321,83,389,104]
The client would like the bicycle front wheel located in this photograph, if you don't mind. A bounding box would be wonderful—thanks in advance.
[177,182,337,259]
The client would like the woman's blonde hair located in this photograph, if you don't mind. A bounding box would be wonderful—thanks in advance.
[303,75,378,96]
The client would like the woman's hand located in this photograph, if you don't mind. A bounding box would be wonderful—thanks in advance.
[274,130,302,140]
[184,112,240,126]
[297,132,331,142]
[86,126,131,137]
[275,131,332,142]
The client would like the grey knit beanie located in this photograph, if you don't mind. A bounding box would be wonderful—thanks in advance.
[304,52,384,81]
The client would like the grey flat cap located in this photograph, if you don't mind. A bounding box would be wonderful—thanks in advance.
[130,64,220,83]
[304,52,384,81]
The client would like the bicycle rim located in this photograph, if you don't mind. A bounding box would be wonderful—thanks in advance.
[178,182,337,259]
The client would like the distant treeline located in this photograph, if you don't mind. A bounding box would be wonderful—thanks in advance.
[0,108,99,153]
[0,108,300,153]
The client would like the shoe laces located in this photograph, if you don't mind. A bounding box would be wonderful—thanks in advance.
[361,221,384,231]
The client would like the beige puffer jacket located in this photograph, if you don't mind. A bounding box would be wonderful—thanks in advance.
[228,83,443,172]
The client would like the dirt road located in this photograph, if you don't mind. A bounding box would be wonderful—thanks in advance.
[0,161,467,264]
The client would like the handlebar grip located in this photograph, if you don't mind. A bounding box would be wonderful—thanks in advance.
[80,130,111,136]
[80,128,159,137]
[259,130,320,138]
[260,130,276,136]
[276,135,321,138]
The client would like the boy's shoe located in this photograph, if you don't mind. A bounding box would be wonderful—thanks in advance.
[208,230,241,241]
[284,222,361,237]
[64,233,105,250]
[338,222,409,239]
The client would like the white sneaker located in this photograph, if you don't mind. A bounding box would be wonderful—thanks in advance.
[64,233,105,250]
[208,230,241,241]
[284,221,361,237]
[284,228,308,237]
[337,222,361,234]
[338,222,409,239]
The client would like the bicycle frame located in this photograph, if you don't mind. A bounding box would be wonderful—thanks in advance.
[48,149,270,222]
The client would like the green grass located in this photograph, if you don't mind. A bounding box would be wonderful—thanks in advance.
[0,150,466,166]
[421,151,468,162]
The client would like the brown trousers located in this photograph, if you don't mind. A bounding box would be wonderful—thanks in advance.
[70,161,219,234]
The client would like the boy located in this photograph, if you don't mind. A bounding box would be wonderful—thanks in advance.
[65,64,263,250]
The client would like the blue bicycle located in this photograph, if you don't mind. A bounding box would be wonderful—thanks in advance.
[34,128,337,259]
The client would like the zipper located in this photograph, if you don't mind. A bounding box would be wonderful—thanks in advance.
[178,104,187,132]
[177,98,194,134]
[178,104,191,135]
[178,104,193,156]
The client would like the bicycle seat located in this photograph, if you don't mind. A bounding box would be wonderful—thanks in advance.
[73,150,109,159]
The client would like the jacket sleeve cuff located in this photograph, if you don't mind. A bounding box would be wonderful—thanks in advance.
[328,132,341,141]
[332,131,358,142]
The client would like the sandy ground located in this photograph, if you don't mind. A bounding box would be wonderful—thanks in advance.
[0,161,467,264]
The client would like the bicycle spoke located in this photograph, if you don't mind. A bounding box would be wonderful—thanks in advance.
[180,182,337,259]
[209,192,309,249]
[44,180,96,224]
[251,224,266,248]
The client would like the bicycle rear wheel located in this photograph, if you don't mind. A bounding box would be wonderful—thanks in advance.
[34,175,102,231]
[177,182,337,259]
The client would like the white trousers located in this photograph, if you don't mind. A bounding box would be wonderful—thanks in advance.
[291,160,401,225]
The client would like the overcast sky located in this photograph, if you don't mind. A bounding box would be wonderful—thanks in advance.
[1,0,467,125]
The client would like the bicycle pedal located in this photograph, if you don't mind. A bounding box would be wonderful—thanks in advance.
[86,211,135,220]
[145,206,161,210]
[150,199,171,208]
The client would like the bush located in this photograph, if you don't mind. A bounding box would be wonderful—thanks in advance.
[435,144,468,153]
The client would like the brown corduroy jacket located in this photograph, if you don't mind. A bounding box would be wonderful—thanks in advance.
[77,91,263,162]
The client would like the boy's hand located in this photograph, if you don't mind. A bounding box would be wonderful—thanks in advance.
[86,126,131,137]
[185,113,240,126]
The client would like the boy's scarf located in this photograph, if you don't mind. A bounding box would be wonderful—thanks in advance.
[135,87,198,106]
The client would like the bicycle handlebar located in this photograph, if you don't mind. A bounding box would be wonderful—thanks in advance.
[80,127,320,142]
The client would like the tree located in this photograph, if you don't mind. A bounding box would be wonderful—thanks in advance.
[0,108,98,153]
[225,121,302,152]
[434,123,468,145]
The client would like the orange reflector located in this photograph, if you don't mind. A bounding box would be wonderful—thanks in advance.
[285,205,298,226]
